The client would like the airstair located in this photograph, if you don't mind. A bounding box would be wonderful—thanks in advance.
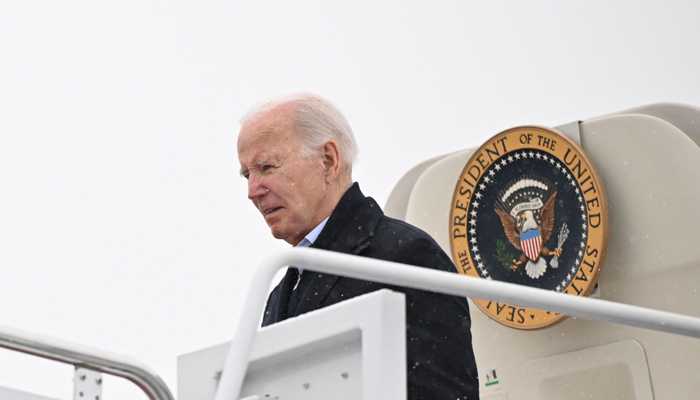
[2,103,699,400]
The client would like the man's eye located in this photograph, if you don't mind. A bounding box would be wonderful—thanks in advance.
[262,165,274,172]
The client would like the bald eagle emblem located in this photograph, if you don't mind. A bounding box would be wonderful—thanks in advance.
[495,176,569,279]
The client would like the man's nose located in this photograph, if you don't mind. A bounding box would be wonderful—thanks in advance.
[247,176,268,200]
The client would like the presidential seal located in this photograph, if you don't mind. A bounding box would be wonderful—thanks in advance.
[449,126,608,329]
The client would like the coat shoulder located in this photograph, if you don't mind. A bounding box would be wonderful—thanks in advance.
[369,216,455,273]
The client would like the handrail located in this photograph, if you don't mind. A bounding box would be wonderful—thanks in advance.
[215,247,700,400]
[0,323,174,400]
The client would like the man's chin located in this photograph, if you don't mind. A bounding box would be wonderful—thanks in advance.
[268,226,283,238]
[269,227,304,246]
[269,227,291,242]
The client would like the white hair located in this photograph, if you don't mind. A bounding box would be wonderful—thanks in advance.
[240,92,359,167]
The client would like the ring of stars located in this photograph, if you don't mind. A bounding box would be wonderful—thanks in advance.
[466,149,589,291]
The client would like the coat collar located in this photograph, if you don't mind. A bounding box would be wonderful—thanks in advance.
[311,182,383,254]
[292,182,384,316]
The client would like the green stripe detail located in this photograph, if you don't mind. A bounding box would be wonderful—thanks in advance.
[485,381,499,387]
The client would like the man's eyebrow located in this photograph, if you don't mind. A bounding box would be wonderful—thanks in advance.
[239,157,271,176]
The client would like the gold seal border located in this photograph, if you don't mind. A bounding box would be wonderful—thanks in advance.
[449,126,609,330]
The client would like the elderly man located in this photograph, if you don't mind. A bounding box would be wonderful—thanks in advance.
[238,93,479,399]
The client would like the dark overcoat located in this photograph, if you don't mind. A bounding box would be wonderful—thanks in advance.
[262,183,479,399]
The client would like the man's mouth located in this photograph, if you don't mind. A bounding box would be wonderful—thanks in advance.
[264,207,282,215]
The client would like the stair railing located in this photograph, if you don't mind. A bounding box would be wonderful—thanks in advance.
[214,247,700,400]
[0,323,174,400]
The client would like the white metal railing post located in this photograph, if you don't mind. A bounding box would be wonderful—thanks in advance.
[215,247,700,400]
[73,367,102,400]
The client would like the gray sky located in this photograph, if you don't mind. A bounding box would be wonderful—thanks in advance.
[1,1,699,398]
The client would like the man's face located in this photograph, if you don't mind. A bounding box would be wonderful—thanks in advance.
[237,107,329,245]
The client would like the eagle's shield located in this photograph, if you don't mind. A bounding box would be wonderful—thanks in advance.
[520,229,542,261]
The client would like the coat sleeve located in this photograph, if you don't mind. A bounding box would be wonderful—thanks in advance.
[391,235,480,400]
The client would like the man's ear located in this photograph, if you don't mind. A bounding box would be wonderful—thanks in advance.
[321,140,341,182]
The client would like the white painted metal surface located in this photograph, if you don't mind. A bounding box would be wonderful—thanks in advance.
[73,367,103,400]
[179,290,406,400]
[0,386,60,400]
[214,247,700,400]
[522,340,653,400]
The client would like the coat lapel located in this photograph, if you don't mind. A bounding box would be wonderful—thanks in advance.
[262,267,299,326]
[292,183,383,317]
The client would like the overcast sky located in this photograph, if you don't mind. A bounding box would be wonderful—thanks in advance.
[2,1,699,398]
